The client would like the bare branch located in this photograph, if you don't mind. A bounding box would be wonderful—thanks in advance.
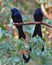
[13,21,52,28]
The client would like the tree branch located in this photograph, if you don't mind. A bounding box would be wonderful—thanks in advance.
[13,22,52,28]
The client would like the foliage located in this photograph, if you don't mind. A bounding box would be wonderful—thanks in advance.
[0,31,52,65]
[0,0,52,65]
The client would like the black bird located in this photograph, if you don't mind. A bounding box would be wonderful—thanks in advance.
[11,8,30,63]
[11,8,26,39]
[32,8,44,52]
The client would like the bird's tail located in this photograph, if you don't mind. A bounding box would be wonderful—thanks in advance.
[16,25,26,39]
[19,30,26,39]
[32,24,42,37]
[32,24,44,52]
[41,45,44,52]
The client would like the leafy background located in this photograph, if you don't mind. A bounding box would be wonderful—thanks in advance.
[0,0,52,65]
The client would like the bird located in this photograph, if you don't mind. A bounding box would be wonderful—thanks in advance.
[11,8,26,39]
[11,8,30,63]
[32,8,44,52]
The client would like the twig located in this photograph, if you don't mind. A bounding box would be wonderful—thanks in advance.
[42,22,52,28]
[13,21,52,28]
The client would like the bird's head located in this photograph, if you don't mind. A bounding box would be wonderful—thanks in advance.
[11,8,19,14]
[34,8,43,22]
[11,8,21,18]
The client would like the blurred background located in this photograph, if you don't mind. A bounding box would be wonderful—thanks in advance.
[0,0,52,65]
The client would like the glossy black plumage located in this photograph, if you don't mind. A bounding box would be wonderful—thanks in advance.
[11,8,30,63]
[33,8,43,22]
[32,8,44,52]
[32,8,43,37]
[11,8,26,39]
